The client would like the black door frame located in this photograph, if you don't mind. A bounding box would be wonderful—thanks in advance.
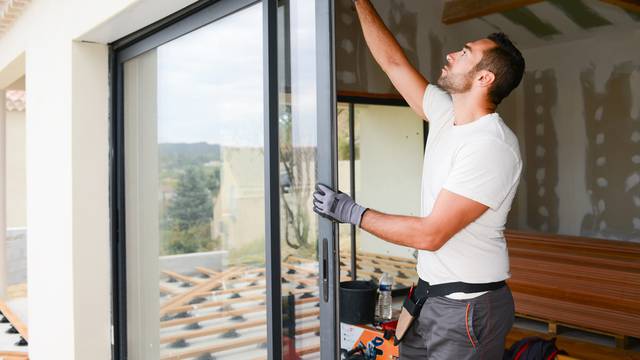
[108,0,338,358]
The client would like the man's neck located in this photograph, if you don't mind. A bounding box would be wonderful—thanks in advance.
[451,92,496,126]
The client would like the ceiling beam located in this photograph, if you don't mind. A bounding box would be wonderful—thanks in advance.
[442,0,544,25]
[599,0,640,13]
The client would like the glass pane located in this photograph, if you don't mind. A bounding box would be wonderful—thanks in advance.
[352,104,423,290]
[337,103,353,279]
[277,1,321,358]
[123,4,268,359]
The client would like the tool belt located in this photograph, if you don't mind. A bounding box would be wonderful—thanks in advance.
[393,278,506,345]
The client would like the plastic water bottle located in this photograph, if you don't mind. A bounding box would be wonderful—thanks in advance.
[375,272,393,322]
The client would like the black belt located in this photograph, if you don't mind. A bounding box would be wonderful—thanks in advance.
[414,278,506,299]
[402,278,507,317]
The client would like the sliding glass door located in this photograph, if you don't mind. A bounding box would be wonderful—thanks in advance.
[111,0,337,359]
[273,1,338,359]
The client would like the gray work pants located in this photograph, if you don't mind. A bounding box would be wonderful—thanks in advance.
[399,285,515,360]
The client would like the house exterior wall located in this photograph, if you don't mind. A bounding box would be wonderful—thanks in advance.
[0,0,200,359]
[6,108,25,228]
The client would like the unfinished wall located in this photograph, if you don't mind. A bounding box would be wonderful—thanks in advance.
[508,29,640,242]
[335,0,453,94]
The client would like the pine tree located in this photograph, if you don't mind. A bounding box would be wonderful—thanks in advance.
[167,167,213,231]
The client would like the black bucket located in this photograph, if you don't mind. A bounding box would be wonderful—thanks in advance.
[339,280,378,325]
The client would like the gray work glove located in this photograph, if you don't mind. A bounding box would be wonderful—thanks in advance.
[312,183,367,227]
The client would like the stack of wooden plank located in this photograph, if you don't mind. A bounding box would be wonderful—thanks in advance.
[506,230,640,350]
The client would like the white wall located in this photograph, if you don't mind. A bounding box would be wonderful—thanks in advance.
[0,0,201,358]
[6,109,25,228]
[357,104,423,259]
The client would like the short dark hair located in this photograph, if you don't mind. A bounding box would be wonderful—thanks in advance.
[475,32,525,105]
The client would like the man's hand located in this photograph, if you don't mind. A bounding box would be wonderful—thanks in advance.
[312,183,368,227]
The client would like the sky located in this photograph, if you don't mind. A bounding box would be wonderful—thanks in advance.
[155,1,318,147]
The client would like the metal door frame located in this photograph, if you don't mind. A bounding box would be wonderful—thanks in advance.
[109,0,338,358]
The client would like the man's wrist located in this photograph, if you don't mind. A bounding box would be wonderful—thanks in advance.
[355,206,368,228]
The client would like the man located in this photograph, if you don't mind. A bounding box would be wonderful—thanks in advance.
[312,0,525,359]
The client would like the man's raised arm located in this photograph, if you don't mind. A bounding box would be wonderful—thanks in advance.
[353,0,429,120]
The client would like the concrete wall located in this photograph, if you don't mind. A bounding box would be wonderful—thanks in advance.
[508,29,640,242]
[159,250,227,275]
[336,0,455,94]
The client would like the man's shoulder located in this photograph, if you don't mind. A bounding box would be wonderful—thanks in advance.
[458,134,521,164]
[465,115,520,157]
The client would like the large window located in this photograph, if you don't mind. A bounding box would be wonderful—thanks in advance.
[112,0,338,359]
[121,4,269,359]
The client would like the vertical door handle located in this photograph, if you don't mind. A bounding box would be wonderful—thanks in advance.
[322,237,328,302]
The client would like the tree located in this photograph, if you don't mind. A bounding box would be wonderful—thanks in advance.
[167,167,213,231]
[279,105,314,252]
[164,167,215,254]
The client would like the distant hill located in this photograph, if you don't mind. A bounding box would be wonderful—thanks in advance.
[159,143,221,170]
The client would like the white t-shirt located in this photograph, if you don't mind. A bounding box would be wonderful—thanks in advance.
[417,84,523,300]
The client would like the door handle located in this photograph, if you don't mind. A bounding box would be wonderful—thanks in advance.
[322,237,328,302]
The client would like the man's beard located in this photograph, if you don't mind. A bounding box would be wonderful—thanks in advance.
[437,70,474,94]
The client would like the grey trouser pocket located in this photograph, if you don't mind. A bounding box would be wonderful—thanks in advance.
[399,285,515,360]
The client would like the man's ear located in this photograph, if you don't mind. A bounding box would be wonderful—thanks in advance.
[476,70,495,88]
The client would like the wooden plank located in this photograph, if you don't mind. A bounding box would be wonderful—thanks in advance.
[507,230,640,342]
[195,267,219,276]
[284,255,316,264]
[160,308,320,344]
[441,0,544,24]
[160,324,320,360]
[357,251,417,265]
[194,283,266,298]
[513,292,640,338]
[0,301,28,341]
[160,297,320,329]
[159,284,178,295]
[162,270,203,285]
[164,287,317,316]
[506,230,640,257]
[282,274,317,287]
[165,293,267,315]
[160,266,247,316]
[0,351,29,359]
[600,0,640,13]
[282,263,317,275]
